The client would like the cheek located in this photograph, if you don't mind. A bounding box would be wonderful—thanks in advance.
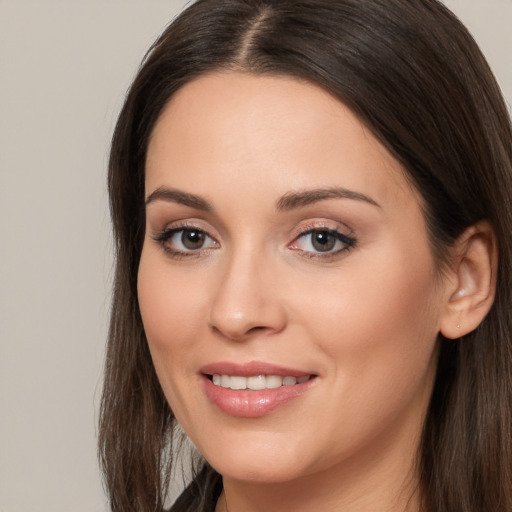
[138,247,205,344]
[293,244,442,396]
[137,249,217,434]
[137,248,207,398]
[282,253,442,463]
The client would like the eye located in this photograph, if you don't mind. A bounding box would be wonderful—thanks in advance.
[290,228,356,256]
[154,226,218,256]
[176,229,208,250]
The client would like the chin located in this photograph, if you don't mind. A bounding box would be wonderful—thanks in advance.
[194,430,316,484]
[211,459,305,484]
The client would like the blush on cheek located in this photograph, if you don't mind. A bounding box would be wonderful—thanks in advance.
[138,255,210,376]
[138,253,179,337]
[306,253,439,378]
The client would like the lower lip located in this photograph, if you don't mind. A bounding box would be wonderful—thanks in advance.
[202,375,316,418]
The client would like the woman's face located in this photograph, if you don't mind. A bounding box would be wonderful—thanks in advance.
[138,73,450,485]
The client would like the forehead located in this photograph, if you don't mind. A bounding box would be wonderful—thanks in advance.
[145,72,417,212]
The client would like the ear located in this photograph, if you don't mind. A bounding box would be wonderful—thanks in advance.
[439,221,498,339]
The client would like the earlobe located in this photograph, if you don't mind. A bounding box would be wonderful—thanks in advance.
[439,221,497,339]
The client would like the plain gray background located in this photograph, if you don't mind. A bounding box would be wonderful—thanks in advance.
[0,1,511,511]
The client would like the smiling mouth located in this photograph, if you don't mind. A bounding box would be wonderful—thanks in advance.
[207,374,314,390]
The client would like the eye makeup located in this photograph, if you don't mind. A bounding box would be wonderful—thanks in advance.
[153,223,219,260]
[152,218,357,262]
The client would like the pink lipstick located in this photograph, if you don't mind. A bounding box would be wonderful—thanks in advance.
[200,361,317,418]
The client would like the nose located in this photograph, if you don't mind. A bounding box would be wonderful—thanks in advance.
[208,248,287,341]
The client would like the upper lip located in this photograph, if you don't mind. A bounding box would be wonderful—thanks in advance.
[199,361,314,378]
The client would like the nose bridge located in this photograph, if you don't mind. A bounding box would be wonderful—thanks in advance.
[208,241,285,340]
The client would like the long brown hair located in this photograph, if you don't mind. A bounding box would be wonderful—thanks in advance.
[99,1,512,510]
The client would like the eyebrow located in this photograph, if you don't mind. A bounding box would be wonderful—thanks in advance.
[276,187,380,211]
[145,185,380,211]
[145,187,213,211]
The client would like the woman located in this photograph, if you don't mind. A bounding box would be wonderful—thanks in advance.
[98,1,512,511]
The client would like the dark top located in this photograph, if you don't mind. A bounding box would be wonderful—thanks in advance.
[169,465,223,512]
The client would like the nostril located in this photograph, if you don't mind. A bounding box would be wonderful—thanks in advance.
[248,326,267,333]
[210,322,272,341]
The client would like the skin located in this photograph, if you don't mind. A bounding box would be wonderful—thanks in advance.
[138,72,457,512]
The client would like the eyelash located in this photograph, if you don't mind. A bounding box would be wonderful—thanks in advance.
[289,225,356,260]
[153,223,218,260]
[153,223,357,260]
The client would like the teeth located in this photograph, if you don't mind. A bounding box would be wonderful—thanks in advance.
[211,374,311,390]
[266,375,283,389]
[230,376,247,390]
[247,375,266,390]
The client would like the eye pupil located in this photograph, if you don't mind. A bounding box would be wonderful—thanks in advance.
[312,230,336,252]
[181,229,205,250]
